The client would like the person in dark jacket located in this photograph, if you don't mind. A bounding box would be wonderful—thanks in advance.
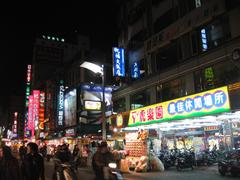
[0,146,21,180]
[22,142,45,180]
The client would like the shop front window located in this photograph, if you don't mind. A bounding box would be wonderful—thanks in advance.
[130,90,150,110]
[113,98,126,113]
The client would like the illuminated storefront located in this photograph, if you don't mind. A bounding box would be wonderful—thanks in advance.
[121,86,240,152]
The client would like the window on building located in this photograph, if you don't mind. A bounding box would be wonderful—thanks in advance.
[200,17,231,52]
[113,98,126,113]
[158,77,186,102]
[155,42,179,72]
[194,60,240,92]
[194,66,217,92]
[154,8,178,33]
[191,31,199,55]
[213,61,240,87]
[179,33,192,61]
[130,90,150,110]
[178,0,200,17]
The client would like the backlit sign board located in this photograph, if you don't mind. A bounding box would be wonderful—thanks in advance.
[131,61,140,79]
[64,89,77,127]
[84,100,101,111]
[113,47,125,77]
[129,86,230,126]
[57,81,64,126]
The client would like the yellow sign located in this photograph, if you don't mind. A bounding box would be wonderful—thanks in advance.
[117,114,123,127]
[129,86,230,126]
[84,100,101,110]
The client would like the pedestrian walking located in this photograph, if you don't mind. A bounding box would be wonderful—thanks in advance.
[0,145,21,180]
[21,142,45,180]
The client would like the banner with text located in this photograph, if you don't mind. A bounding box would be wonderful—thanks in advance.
[129,86,230,127]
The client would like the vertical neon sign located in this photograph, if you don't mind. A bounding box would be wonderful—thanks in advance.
[57,80,64,127]
[33,90,40,131]
[12,112,18,137]
[39,92,45,130]
[113,47,125,77]
[28,95,34,136]
[24,64,32,138]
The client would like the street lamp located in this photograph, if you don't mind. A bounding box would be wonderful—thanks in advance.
[80,61,107,140]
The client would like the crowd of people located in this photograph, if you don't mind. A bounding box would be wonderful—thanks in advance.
[0,142,44,180]
[0,141,115,180]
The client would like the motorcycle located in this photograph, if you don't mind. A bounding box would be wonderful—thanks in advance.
[218,150,240,177]
[103,162,123,180]
[218,159,240,176]
[53,158,78,180]
[176,150,194,171]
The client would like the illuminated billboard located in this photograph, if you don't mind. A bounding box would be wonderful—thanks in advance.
[64,89,77,127]
[81,84,112,116]
[129,86,230,126]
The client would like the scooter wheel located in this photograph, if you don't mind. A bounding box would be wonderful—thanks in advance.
[218,167,226,176]
[176,166,181,171]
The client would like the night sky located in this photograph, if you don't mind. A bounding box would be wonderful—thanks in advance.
[0,1,119,108]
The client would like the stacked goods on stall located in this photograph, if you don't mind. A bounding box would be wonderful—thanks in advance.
[124,130,148,172]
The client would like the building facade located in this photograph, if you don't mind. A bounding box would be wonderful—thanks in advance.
[113,0,240,113]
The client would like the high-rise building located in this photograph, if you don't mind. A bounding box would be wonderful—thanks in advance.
[112,0,240,150]
[114,0,240,111]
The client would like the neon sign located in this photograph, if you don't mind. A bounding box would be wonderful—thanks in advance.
[57,80,64,126]
[113,47,125,77]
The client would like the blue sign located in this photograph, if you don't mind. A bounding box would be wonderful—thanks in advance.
[113,47,125,77]
[201,28,208,51]
[131,61,140,79]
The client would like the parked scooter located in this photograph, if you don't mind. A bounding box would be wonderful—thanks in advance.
[176,150,194,171]
[218,150,240,177]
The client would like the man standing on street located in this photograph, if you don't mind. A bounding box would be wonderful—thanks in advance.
[22,142,45,180]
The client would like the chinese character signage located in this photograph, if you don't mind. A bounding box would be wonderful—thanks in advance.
[57,81,64,127]
[113,47,125,77]
[28,95,34,136]
[33,90,40,131]
[25,64,32,138]
[39,92,45,130]
[129,86,230,126]
[12,112,18,136]
[131,61,140,79]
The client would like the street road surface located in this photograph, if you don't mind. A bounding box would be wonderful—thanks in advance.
[45,160,238,180]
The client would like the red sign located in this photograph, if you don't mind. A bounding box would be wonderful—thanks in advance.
[33,90,40,131]
[28,95,34,136]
